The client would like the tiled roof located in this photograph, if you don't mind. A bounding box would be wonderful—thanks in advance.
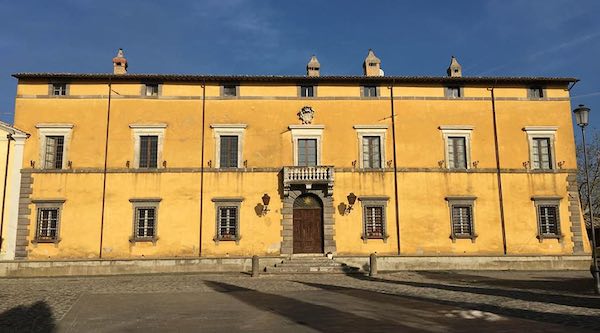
[12,73,578,85]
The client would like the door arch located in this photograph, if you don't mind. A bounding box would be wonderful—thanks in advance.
[293,194,324,253]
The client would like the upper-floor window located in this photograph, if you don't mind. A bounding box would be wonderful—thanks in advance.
[139,135,158,168]
[129,124,167,169]
[211,124,246,168]
[36,123,73,170]
[300,85,314,97]
[439,126,473,170]
[362,85,378,97]
[144,83,160,97]
[222,85,238,97]
[523,127,556,171]
[289,125,323,167]
[528,87,545,99]
[51,83,68,96]
[298,138,317,166]
[362,136,381,168]
[445,86,462,98]
[44,136,65,169]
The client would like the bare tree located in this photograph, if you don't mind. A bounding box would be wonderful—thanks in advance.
[577,131,600,242]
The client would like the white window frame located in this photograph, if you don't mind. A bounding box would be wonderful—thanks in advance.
[289,125,324,166]
[36,123,73,170]
[129,124,167,169]
[353,125,387,169]
[211,124,247,168]
[523,126,557,170]
[439,125,473,170]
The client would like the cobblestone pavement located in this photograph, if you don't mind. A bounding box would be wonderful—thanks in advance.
[0,270,599,332]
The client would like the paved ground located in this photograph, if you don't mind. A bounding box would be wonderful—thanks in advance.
[0,270,599,332]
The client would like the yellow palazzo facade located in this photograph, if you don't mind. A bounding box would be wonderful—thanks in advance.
[7,50,591,260]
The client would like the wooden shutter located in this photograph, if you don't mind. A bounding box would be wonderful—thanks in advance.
[362,136,381,168]
[448,137,466,169]
[220,136,239,168]
[139,136,158,168]
[298,139,317,166]
[532,138,551,169]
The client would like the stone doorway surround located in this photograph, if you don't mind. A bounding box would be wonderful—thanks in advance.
[281,187,335,255]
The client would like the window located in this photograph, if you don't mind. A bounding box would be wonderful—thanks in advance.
[32,199,65,244]
[439,126,473,170]
[211,124,246,168]
[222,85,238,97]
[298,138,317,166]
[212,198,243,243]
[289,125,323,167]
[135,207,156,240]
[129,198,161,243]
[362,85,378,97]
[532,137,552,170]
[359,196,389,242]
[129,124,167,169]
[44,136,64,169]
[523,127,557,171]
[445,86,462,98]
[139,135,158,168]
[144,83,159,97]
[36,208,59,242]
[300,85,314,97]
[362,136,381,168]
[36,123,73,170]
[220,136,239,168]
[528,87,545,99]
[532,197,562,241]
[447,136,467,169]
[51,83,67,96]
[446,196,477,242]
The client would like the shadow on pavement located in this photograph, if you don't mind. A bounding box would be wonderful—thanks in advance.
[203,280,413,332]
[0,300,55,332]
[331,274,600,331]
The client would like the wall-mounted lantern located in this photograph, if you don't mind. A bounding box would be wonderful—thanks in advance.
[345,192,357,215]
[261,193,271,215]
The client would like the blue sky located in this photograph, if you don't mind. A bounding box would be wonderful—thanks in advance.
[1,0,599,131]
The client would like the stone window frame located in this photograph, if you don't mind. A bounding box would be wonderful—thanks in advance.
[444,86,464,98]
[523,126,557,171]
[220,83,240,97]
[31,199,66,245]
[129,123,167,169]
[298,84,317,98]
[212,197,244,244]
[36,123,73,170]
[439,125,473,170]
[445,196,478,243]
[141,82,162,97]
[48,82,69,96]
[289,125,324,166]
[527,87,546,99]
[358,196,390,243]
[360,85,380,98]
[353,125,388,169]
[210,124,247,169]
[129,198,161,244]
[532,196,564,242]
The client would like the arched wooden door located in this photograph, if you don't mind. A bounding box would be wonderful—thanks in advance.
[293,194,324,253]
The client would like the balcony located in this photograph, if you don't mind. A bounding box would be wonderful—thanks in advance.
[283,166,334,196]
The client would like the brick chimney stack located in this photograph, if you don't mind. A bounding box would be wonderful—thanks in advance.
[112,48,128,75]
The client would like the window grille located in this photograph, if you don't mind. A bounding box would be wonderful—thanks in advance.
[364,206,384,238]
[44,136,65,169]
[135,207,156,239]
[139,135,158,168]
[538,205,559,236]
[451,205,474,237]
[52,83,67,96]
[218,206,238,240]
[36,208,59,241]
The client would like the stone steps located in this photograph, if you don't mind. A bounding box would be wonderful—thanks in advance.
[265,256,360,274]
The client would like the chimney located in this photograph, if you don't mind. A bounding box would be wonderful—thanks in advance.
[363,49,383,77]
[447,56,462,77]
[112,48,128,75]
[307,55,321,77]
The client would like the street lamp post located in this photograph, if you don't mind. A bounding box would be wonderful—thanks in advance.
[573,104,600,294]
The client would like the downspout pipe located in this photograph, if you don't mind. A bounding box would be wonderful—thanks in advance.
[390,80,401,255]
[99,79,112,258]
[489,84,508,255]
[198,80,206,257]
[0,134,11,250]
